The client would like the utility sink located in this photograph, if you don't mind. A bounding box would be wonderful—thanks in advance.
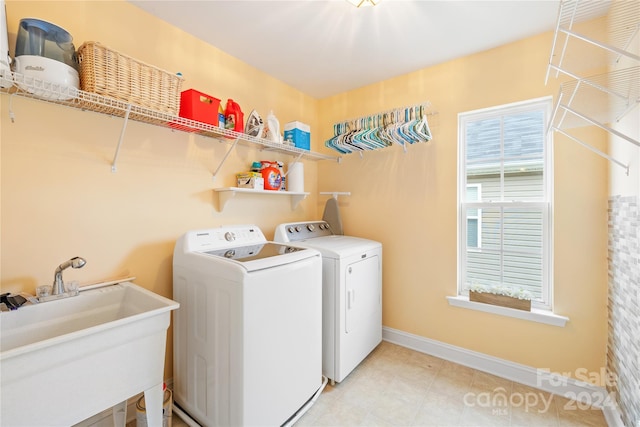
[0,281,179,427]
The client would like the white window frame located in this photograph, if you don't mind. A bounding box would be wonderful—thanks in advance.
[457,97,553,310]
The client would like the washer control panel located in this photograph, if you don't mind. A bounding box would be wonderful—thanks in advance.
[186,225,267,250]
[275,221,334,242]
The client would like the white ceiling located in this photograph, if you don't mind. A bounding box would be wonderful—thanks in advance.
[129,0,561,99]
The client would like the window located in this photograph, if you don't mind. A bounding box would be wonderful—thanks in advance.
[458,98,552,309]
[466,184,482,249]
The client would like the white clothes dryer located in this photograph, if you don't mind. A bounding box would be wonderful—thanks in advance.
[173,225,322,427]
[274,221,382,384]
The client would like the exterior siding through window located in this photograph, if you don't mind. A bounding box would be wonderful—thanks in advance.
[459,97,552,308]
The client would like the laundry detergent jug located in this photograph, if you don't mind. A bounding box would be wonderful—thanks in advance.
[260,161,282,191]
[224,99,244,133]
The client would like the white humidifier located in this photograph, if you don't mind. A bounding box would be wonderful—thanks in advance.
[13,18,79,100]
[0,0,11,88]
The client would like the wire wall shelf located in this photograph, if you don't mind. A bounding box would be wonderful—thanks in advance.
[547,0,640,81]
[1,71,340,176]
[546,0,639,175]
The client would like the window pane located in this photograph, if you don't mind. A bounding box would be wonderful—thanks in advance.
[504,172,544,201]
[466,118,501,163]
[478,207,501,251]
[464,206,545,301]
[503,110,545,201]
[468,176,499,202]
[466,251,501,286]
[467,218,478,247]
[504,111,544,160]
[503,208,543,254]
[504,252,543,299]
[466,185,479,201]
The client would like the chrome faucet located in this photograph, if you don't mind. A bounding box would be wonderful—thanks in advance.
[52,257,86,295]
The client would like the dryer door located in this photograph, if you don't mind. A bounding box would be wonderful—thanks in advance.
[345,255,380,334]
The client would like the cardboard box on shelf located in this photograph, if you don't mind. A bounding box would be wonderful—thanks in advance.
[283,121,310,150]
[236,172,264,190]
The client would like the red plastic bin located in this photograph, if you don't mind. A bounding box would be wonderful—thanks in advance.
[179,89,221,126]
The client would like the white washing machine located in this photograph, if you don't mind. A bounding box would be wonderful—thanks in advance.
[173,225,323,427]
[274,221,382,383]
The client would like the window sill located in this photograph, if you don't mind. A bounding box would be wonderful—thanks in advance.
[446,296,569,327]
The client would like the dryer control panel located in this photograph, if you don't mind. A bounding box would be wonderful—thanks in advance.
[274,221,334,242]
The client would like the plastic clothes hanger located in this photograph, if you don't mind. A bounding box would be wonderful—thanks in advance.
[326,123,351,154]
[414,105,432,142]
[340,121,364,153]
[400,108,421,144]
[362,116,386,149]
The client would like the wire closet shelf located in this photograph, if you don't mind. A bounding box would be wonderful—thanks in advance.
[0,70,340,173]
[325,102,436,155]
[545,0,640,175]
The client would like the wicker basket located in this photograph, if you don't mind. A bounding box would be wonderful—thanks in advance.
[469,290,531,311]
[77,41,183,115]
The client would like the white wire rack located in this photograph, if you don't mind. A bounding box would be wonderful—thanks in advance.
[547,0,640,82]
[1,71,340,176]
[546,0,639,175]
[550,67,640,133]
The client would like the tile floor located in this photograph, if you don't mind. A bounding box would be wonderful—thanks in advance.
[293,341,607,427]
[170,341,607,427]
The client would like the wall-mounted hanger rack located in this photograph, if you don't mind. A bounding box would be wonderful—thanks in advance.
[325,102,437,155]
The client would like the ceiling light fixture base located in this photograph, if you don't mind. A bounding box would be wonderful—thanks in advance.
[347,0,380,7]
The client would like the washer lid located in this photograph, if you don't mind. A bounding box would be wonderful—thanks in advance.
[201,242,317,271]
[287,235,381,259]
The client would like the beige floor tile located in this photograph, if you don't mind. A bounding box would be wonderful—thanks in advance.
[511,405,559,427]
[412,391,466,426]
[459,404,512,426]
[160,341,609,427]
[339,377,389,412]
[428,373,475,400]
[472,371,514,392]
[554,395,608,426]
[309,399,370,426]
[369,388,422,426]
[360,412,395,426]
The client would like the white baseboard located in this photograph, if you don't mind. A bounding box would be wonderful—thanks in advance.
[382,326,624,427]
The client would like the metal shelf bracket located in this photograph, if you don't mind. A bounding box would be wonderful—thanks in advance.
[212,138,240,181]
[112,104,132,173]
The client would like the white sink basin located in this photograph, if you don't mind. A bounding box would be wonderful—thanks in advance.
[0,281,179,427]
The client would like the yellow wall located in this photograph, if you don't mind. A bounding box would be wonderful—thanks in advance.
[317,32,609,378]
[1,1,609,382]
[0,0,322,379]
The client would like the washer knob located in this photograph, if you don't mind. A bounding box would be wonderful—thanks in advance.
[295,226,302,232]
[224,232,236,242]
[307,224,315,232]
[287,226,295,234]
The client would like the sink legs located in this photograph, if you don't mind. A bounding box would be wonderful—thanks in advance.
[144,382,164,426]
[109,383,163,427]
[112,400,127,426]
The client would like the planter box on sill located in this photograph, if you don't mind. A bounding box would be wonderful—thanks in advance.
[469,290,531,311]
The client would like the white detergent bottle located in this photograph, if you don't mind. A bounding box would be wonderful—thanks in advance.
[266,110,281,143]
